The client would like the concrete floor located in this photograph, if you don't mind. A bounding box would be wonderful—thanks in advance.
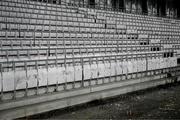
[26,82,180,119]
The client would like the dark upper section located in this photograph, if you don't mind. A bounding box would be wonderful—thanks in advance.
[34,0,180,18]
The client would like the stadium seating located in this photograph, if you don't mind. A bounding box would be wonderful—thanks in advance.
[0,0,179,99]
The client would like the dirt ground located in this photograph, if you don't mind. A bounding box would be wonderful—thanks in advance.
[27,82,180,119]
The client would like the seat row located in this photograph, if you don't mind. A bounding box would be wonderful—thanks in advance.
[0,38,152,47]
[1,45,159,60]
[1,0,180,31]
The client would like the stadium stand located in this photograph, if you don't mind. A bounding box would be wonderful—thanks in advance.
[0,0,179,100]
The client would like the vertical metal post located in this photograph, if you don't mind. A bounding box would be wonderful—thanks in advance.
[64,57,67,90]
[115,56,117,81]
[25,62,28,97]
[88,57,91,86]
[73,55,76,89]
[13,62,16,99]
[120,55,123,81]
[126,54,128,80]
[0,63,3,101]
[102,56,105,83]
[63,31,67,90]
[135,54,138,78]
[146,53,148,76]
[35,61,39,95]
[46,59,49,93]
[55,51,58,92]
[109,56,111,82]
[95,57,98,85]
[81,57,84,87]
